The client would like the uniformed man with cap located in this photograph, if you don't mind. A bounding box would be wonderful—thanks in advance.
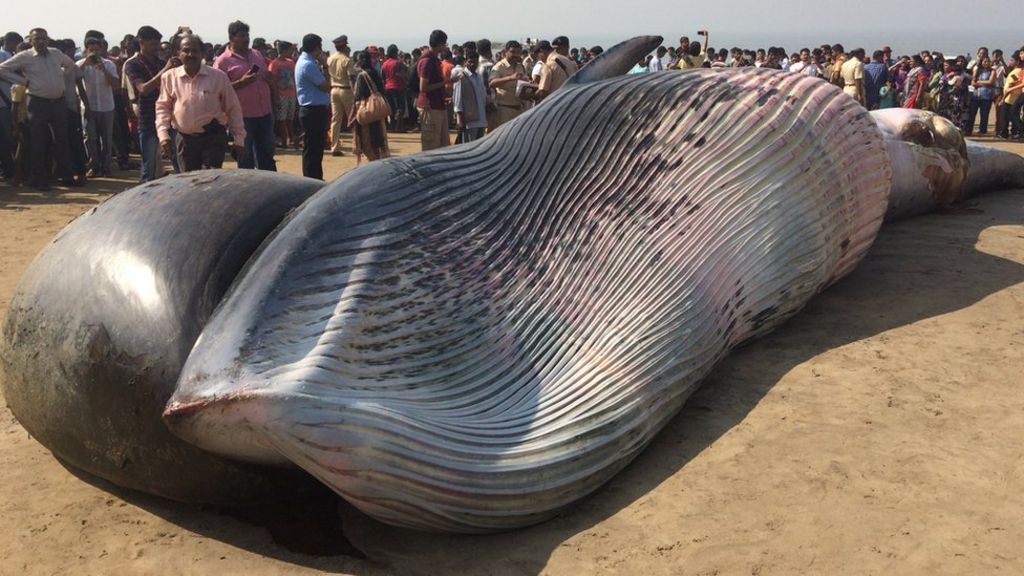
[537,35,577,101]
[327,34,356,156]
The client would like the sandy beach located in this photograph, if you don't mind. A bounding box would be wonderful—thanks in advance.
[1,133,1022,575]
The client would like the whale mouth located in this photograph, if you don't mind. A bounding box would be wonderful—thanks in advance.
[163,392,292,467]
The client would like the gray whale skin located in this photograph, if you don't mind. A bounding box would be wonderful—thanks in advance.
[3,37,1023,530]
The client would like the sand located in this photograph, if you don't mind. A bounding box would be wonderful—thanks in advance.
[1,134,1022,576]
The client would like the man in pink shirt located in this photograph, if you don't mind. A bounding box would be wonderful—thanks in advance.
[156,35,245,172]
[213,21,276,171]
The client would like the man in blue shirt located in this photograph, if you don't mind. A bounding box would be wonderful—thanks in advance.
[295,33,331,180]
[864,50,889,111]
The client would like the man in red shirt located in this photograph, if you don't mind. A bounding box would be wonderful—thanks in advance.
[267,41,298,148]
[381,44,407,132]
[416,29,449,151]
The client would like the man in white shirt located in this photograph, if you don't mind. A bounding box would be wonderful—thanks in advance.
[77,37,119,176]
[0,28,79,190]
[648,46,667,72]
[788,49,819,77]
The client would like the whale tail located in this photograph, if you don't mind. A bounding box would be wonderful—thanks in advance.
[566,35,664,86]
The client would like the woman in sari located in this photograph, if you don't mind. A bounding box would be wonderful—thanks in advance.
[351,49,390,163]
[903,55,929,109]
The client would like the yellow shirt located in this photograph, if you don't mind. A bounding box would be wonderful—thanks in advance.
[538,53,577,94]
[490,58,525,107]
[327,52,356,89]
[675,53,705,70]
[1004,68,1023,105]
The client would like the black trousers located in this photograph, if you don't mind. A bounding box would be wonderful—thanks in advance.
[28,96,72,185]
[299,104,328,180]
[67,108,88,176]
[175,129,227,172]
[0,107,14,178]
[113,92,131,165]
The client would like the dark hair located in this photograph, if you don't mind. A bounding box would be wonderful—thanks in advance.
[386,44,398,58]
[136,26,161,42]
[552,36,569,48]
[85,29,104,41]
[831,43,844,54]
[228,21,249,38]
[504,40,521,51]
[656,46,667,55]
[477,38,492,55]
[3,31,22,44]
[357,49,372,69]
[590,45,603,56]
[28,28,48,37]
[873,50,884,60]
[84,36,102,47]
[301,33,321,53]
[429,29,447,49]
[912,54,925,68]
[689,42,701,57]
[462,40,477,53]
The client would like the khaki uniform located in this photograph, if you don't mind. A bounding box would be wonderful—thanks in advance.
[490,58,525,128]
[327,51,356,152]
[538,52,577,95]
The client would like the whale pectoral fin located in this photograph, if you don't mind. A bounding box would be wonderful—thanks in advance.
[565,36,664,86]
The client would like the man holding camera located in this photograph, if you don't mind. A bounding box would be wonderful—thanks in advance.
[156,35,245,172]
[214,21,275,171]
[77,36,120,177]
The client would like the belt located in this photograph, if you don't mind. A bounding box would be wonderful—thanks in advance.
[844,83,857,87]
[331,85,352,90]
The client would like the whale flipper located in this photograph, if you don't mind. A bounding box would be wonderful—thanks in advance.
[565,35,664,86]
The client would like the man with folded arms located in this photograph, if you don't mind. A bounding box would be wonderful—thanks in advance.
[156,35,245,172]
[0,28,79,190]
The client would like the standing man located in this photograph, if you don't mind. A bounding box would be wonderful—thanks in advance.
[488,40,526,130]
[57,38,89,184]
[863,50,889,110]
[156,35,245,172]
[78,36,119,177]
[841,47,866,106]
[0,28,79,190]
[214,21,275,171]
[125,26,179,181]
[0,40,14,180]
[648,46,667,72]
[294,33,331,179]
[417,30,449,151]
[536,36,578,101]
[327,35,355,157]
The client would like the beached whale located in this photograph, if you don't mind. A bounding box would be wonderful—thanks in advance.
[163,59,900,531]
[0,171,321,503]
[3,37,1021,529]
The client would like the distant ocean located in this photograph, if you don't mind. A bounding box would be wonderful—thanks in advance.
[361,29,1021,60]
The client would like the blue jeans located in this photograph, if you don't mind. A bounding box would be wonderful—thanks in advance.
[138,126,160,182]
[240,113,277,171]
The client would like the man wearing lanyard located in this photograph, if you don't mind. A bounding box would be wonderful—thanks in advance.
[0,28,79,190]
[214,21,276,171]
[294,34,331,180]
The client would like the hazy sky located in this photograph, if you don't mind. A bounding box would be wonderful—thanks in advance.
[4,0,1018,51]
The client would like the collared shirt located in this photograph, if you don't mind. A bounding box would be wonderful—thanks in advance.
[0,48,11,64]
[0,47,76,99]
[327,51,355,89]
[214,47,272,118]
[490,58,525,108]
[77,57,118,112]
[295,52,329,107]
[451,66,487,130]
[124,54,167,130]
[539,52,577,93]
[648,57,664,72]
[381,58,407,91]
[416,51,445,110]
[155,64,246,142]
[62,62,83,111]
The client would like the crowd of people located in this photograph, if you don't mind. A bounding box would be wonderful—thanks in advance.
[1,25,1022,191]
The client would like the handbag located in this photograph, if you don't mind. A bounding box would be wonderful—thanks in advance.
[355,71,391,125]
